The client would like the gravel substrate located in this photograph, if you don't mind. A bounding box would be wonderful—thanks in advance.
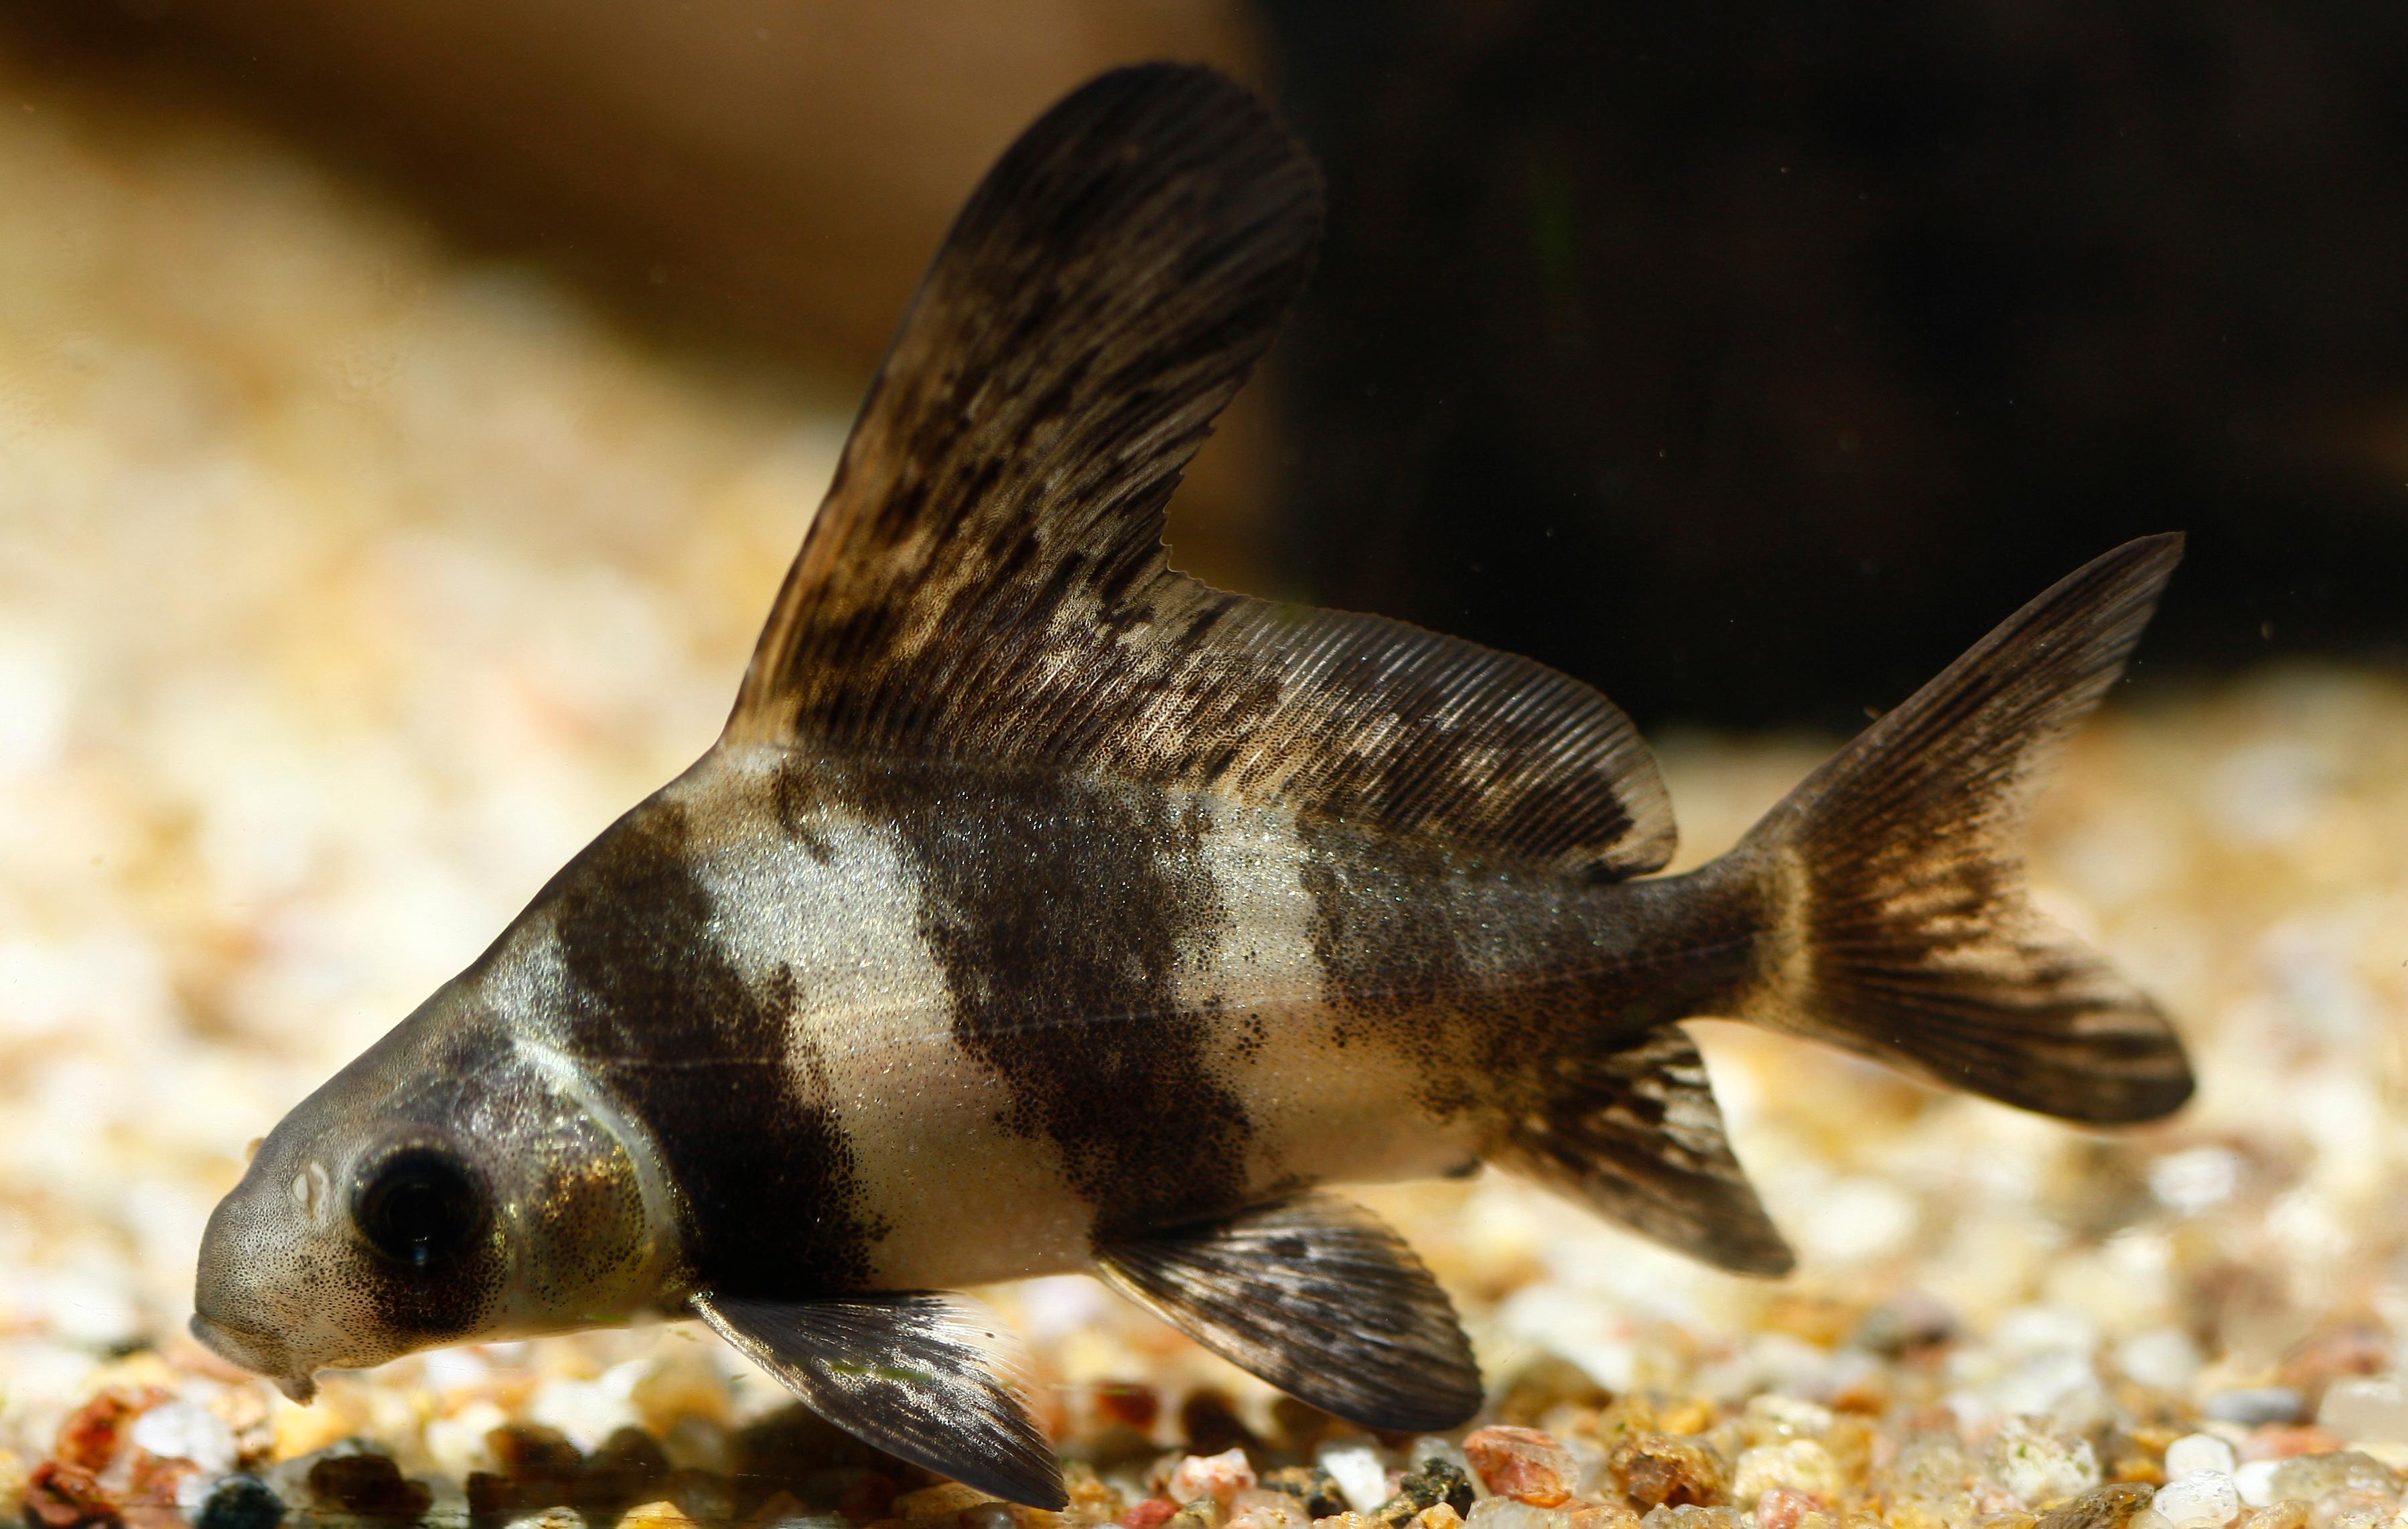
[6,26,2408,1529]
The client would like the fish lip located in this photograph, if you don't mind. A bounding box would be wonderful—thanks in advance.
[188,1313,317,1402]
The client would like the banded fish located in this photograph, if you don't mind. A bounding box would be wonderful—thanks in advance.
[190,64,2194,1508]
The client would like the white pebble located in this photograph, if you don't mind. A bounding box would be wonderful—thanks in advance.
[2320,1378,2408,1443]
[1319,1443,1391,1516]
[425,1400,510,1479]
[2164,1435,2239,1480]
[2149,1147,2243,1215]
[526,1360,648,1452]
[128,1401,236,1475]
[2116,1329,2204,1394]
[1798,1176,1917,1264]
[2233,1461,2279,1509]
[2152,1471,2241,1529]
[1989,1418,2101,1508]
[1468,1500,1563,1529]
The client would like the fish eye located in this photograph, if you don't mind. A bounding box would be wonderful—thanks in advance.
[352,1146,486,1270]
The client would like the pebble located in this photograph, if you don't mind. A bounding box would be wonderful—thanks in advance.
[1167,1500,1228,1529]
[129,1401,237,1477]
[502,1512,586,1529]
[2205,1392,2308,1428]
[1467,1500,1565,1529]
[616,1493,703,1529]
[1320,1445,1395,1517]
[1375,1460,1478,1528]
[1230,1488,1311,1529]
[2233,1464,2280,1510]
[2117,1331,2205,1394]
[1465,1427,1579,1508]
[1890,1433,1977,1504]
[2166,1439,2241,1481]
[192,1475,285,1529]
[2317,1381,2408,1445]
[2266,1453,2398,1505]
[1753,1486,1821,1529]
[1638,1508,1748,1529]
[2034,1484,2157,1529]
[1413,1439,1481,1485]
[1989,1421,2101,1508]
[1612,1436,1727,1510]
[1731,1442,1841,1508]
[1741,1398,1834,1445]
[1172,1450,1261,1508]
[1262,1467,1350,1520]
[304,1452,433,1523]
[2310,1494,2394,1529]
[2151,1473,2241,1529]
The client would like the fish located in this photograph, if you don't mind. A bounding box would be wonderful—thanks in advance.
[190,63,2194,1508]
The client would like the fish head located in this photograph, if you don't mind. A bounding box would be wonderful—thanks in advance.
[192,980,669,1398]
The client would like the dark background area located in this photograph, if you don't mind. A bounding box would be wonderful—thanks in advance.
[19,0,2408,731]
[1260,0,2408,728]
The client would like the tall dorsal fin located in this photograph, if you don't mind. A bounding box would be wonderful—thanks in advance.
[727,64,1674,877]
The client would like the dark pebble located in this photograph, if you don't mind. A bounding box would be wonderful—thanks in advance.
[2036,1483,2157,1529]
[195,1476,287,1529]
[1269,1398,1346,1456]
[579,1427,671,1522]
[305,1455,433,1527]
[1374,1459,1476,1527]
[1179,1390,1256,1457]
[1260,1466,1347,1520]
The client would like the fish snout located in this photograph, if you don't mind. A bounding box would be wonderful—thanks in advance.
[186,1311,316,1401]
[192,1177,328,1400]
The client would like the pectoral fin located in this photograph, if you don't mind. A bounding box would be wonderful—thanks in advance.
[693,1289,1064,1510]
[1093,1191,1483,1432]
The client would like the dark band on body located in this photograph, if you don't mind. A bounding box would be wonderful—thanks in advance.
[550,798,877,1298]
[831,756,1253,1239]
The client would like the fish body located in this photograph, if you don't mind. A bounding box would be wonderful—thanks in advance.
[192,65,2194,1508]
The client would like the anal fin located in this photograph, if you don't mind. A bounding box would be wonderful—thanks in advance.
[693,1290,1064,1510]
[1496,1024,1796,1276]
[1093,1192,1483,1432]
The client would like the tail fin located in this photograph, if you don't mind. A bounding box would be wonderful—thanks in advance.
[1731,534,2193,1123]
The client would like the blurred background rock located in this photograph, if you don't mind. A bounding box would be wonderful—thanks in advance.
[21,0,2408,729]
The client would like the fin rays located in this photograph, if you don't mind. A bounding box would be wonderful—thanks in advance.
[695,1290,1064,1510]
[1498,1024,1794,1276]
[724,63,1673,878]
[1093,1191,1485,1433]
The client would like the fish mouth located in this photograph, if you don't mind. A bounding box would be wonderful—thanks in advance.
[188,1313,318,1402]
